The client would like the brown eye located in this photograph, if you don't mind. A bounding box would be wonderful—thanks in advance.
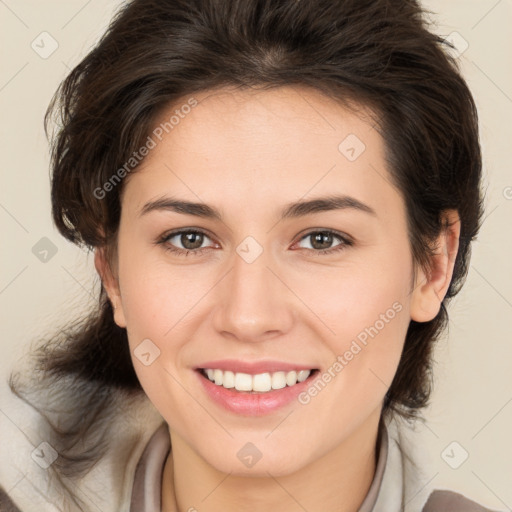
[177,232,205,250]
[158,229,215,256]
[295,230,353,255]
[309,232,335,250]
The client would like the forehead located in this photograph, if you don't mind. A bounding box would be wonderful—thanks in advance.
[122,85,401,223]
[146,85,379,162]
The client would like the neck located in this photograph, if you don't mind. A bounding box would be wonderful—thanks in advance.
[162,410,383,512]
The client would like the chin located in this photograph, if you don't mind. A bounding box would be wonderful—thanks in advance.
[203,443,309,477]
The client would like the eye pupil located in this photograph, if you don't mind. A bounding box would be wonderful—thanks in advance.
[311,232,332,250]
[182,232,204,250]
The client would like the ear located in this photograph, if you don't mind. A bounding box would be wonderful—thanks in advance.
[410,209,461,322]
[94,247,127,328]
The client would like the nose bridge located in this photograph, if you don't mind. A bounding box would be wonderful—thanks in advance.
[212,241,293,341]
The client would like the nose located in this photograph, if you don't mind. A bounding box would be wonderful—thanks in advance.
[212,245,295,343]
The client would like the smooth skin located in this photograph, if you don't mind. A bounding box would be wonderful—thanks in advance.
[95,85,460,512]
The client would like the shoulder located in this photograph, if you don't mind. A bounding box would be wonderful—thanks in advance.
[0,386,164,512]
[380,417,504,512]
[423,489,504,512]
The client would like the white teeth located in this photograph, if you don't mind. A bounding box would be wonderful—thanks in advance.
[297,370,310,382]
[286,370,297,386]
[213,369,223,385]
[271,371,287,390]
[222,370,235,388]
[253,373,272,392]
[235,372,253,391]
[202,369,312,392]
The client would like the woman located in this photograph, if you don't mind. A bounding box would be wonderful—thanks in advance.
[0,0,501,511]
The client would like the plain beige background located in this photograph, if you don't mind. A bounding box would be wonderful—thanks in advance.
[1,0,511,510]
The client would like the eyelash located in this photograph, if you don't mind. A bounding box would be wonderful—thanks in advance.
[156,228,353,257]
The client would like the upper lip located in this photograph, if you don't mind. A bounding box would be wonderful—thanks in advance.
[196,359,318,375]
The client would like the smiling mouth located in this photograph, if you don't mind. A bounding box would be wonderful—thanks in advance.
[198,368,319,394]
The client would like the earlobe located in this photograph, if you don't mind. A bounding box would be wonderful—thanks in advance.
[94,247,127,328]
[410,210,460,323]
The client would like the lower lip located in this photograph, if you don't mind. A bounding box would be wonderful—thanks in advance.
[195,369,318,416]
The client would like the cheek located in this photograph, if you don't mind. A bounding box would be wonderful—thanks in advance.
[292,245,412,408]
[116,236,194,339]
[115,240,218,408]
[291,289,409,453]
[116,253,193,418]
[294,245,412,349]
[121,268,215,344]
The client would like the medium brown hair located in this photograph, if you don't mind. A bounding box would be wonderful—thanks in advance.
[10,0,483,494]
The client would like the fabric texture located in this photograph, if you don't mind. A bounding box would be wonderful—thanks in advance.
[128,421,388,511]
[127,415,502,512]
[422,490,502,512]
[130,423,170,512]
[0,391,503,512]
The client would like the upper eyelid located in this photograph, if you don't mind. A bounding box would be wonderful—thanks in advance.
[161,228,214,242]
[294,228,352,243]
[160,228,352,248]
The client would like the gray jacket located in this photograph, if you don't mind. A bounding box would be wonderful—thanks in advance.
[0,393,503,512]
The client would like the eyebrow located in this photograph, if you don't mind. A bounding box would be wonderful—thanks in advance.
[139,194,377,220]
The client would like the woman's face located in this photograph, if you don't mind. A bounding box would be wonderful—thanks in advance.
[102,85,426,475]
